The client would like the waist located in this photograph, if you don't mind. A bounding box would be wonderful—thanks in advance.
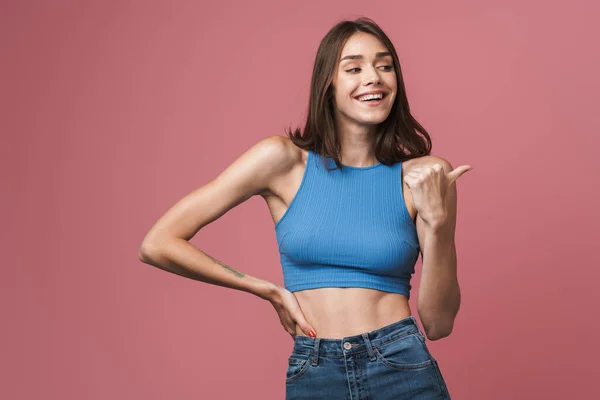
[292,315,423,357]
[293,287,411,339]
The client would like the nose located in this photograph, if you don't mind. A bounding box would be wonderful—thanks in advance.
[363,65,382,86]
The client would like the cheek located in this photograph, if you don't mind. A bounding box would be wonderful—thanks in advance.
[388,78,398,93]
[334,79,358,99]
[336,87,356,105]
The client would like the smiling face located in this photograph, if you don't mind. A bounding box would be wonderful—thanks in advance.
[331,32,397,130]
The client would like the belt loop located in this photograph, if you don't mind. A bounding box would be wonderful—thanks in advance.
[411,316,426,341]
[361,333,377,362]
[310,338,321,366]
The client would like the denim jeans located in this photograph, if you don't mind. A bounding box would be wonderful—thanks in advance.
[285,316,451,399]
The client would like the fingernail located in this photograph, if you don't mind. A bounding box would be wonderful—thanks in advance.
[309,329,316,338]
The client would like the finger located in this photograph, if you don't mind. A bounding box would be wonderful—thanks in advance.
[303,324,317,338]
[405,170,425,189]
[296,315,317,338]
[446,165,472,185]
[431,163,444,173]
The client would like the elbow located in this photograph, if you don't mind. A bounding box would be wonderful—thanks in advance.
[424,320,454,341]
[418,310,455,341]
[426,327,452,341]
[138,241,162,264]
[139,230,175,263]
[139,234,184,264]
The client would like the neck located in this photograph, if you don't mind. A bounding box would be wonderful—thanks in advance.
[337,132,379,168]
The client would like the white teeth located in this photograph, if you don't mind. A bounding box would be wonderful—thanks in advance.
[357,93,384,101]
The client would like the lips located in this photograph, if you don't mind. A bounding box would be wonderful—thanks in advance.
[354,91,389,101]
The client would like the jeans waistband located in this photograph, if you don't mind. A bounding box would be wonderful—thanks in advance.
[291,315,425,365]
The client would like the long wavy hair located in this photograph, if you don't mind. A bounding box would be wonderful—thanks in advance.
[286,17,432,170]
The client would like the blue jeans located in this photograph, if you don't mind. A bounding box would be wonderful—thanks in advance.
[285,316,451,399]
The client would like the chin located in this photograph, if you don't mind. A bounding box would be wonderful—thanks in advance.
[357,113,391,125]
[338,107,392,127]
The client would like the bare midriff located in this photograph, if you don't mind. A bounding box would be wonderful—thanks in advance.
[292,287,412,339]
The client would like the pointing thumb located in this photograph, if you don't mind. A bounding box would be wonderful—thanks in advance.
[446,164,473,186]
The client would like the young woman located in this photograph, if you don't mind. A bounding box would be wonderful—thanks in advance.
[139,17,470,399]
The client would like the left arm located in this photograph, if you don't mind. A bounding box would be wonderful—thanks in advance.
[406,156,470,340]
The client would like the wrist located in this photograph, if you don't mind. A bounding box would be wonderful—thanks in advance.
[424,212,449,232]
[256,281,283,302]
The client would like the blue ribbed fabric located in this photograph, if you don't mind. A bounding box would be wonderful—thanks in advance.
[275,150,420,298]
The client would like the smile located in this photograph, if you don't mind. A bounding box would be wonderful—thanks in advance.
[353,92,388,107]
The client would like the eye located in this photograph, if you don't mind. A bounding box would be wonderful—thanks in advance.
[345,66,394,73]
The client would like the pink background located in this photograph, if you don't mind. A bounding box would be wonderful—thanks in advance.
[2,1,599,399]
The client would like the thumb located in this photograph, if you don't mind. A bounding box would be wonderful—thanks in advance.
[446,164,472,186]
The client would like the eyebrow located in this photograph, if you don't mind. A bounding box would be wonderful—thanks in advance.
[339,52,392,62]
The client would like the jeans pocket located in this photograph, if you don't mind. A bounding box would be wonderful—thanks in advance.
[374,332,433,371]
[285,352,311,384]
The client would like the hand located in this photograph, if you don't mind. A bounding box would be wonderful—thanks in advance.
[269,286,317,340]
[404,161,472,227]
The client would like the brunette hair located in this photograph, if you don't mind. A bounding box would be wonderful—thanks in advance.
[286,17,432,170]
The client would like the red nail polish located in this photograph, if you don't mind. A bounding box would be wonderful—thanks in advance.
[309,330,316,338]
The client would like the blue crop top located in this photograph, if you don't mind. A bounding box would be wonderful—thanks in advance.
[275,149,421,298]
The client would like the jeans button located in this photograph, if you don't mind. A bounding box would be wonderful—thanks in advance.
[343,342,352,350]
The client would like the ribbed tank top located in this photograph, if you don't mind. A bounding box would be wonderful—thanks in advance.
[275,149,420,298]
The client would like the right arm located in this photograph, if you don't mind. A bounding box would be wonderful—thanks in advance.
[137,135,290,301]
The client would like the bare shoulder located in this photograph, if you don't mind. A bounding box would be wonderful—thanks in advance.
[242,135,301,196]
[258,135,304,167]
[254,134,299,168]
[403,154,453,174]
[247,134,290,165]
